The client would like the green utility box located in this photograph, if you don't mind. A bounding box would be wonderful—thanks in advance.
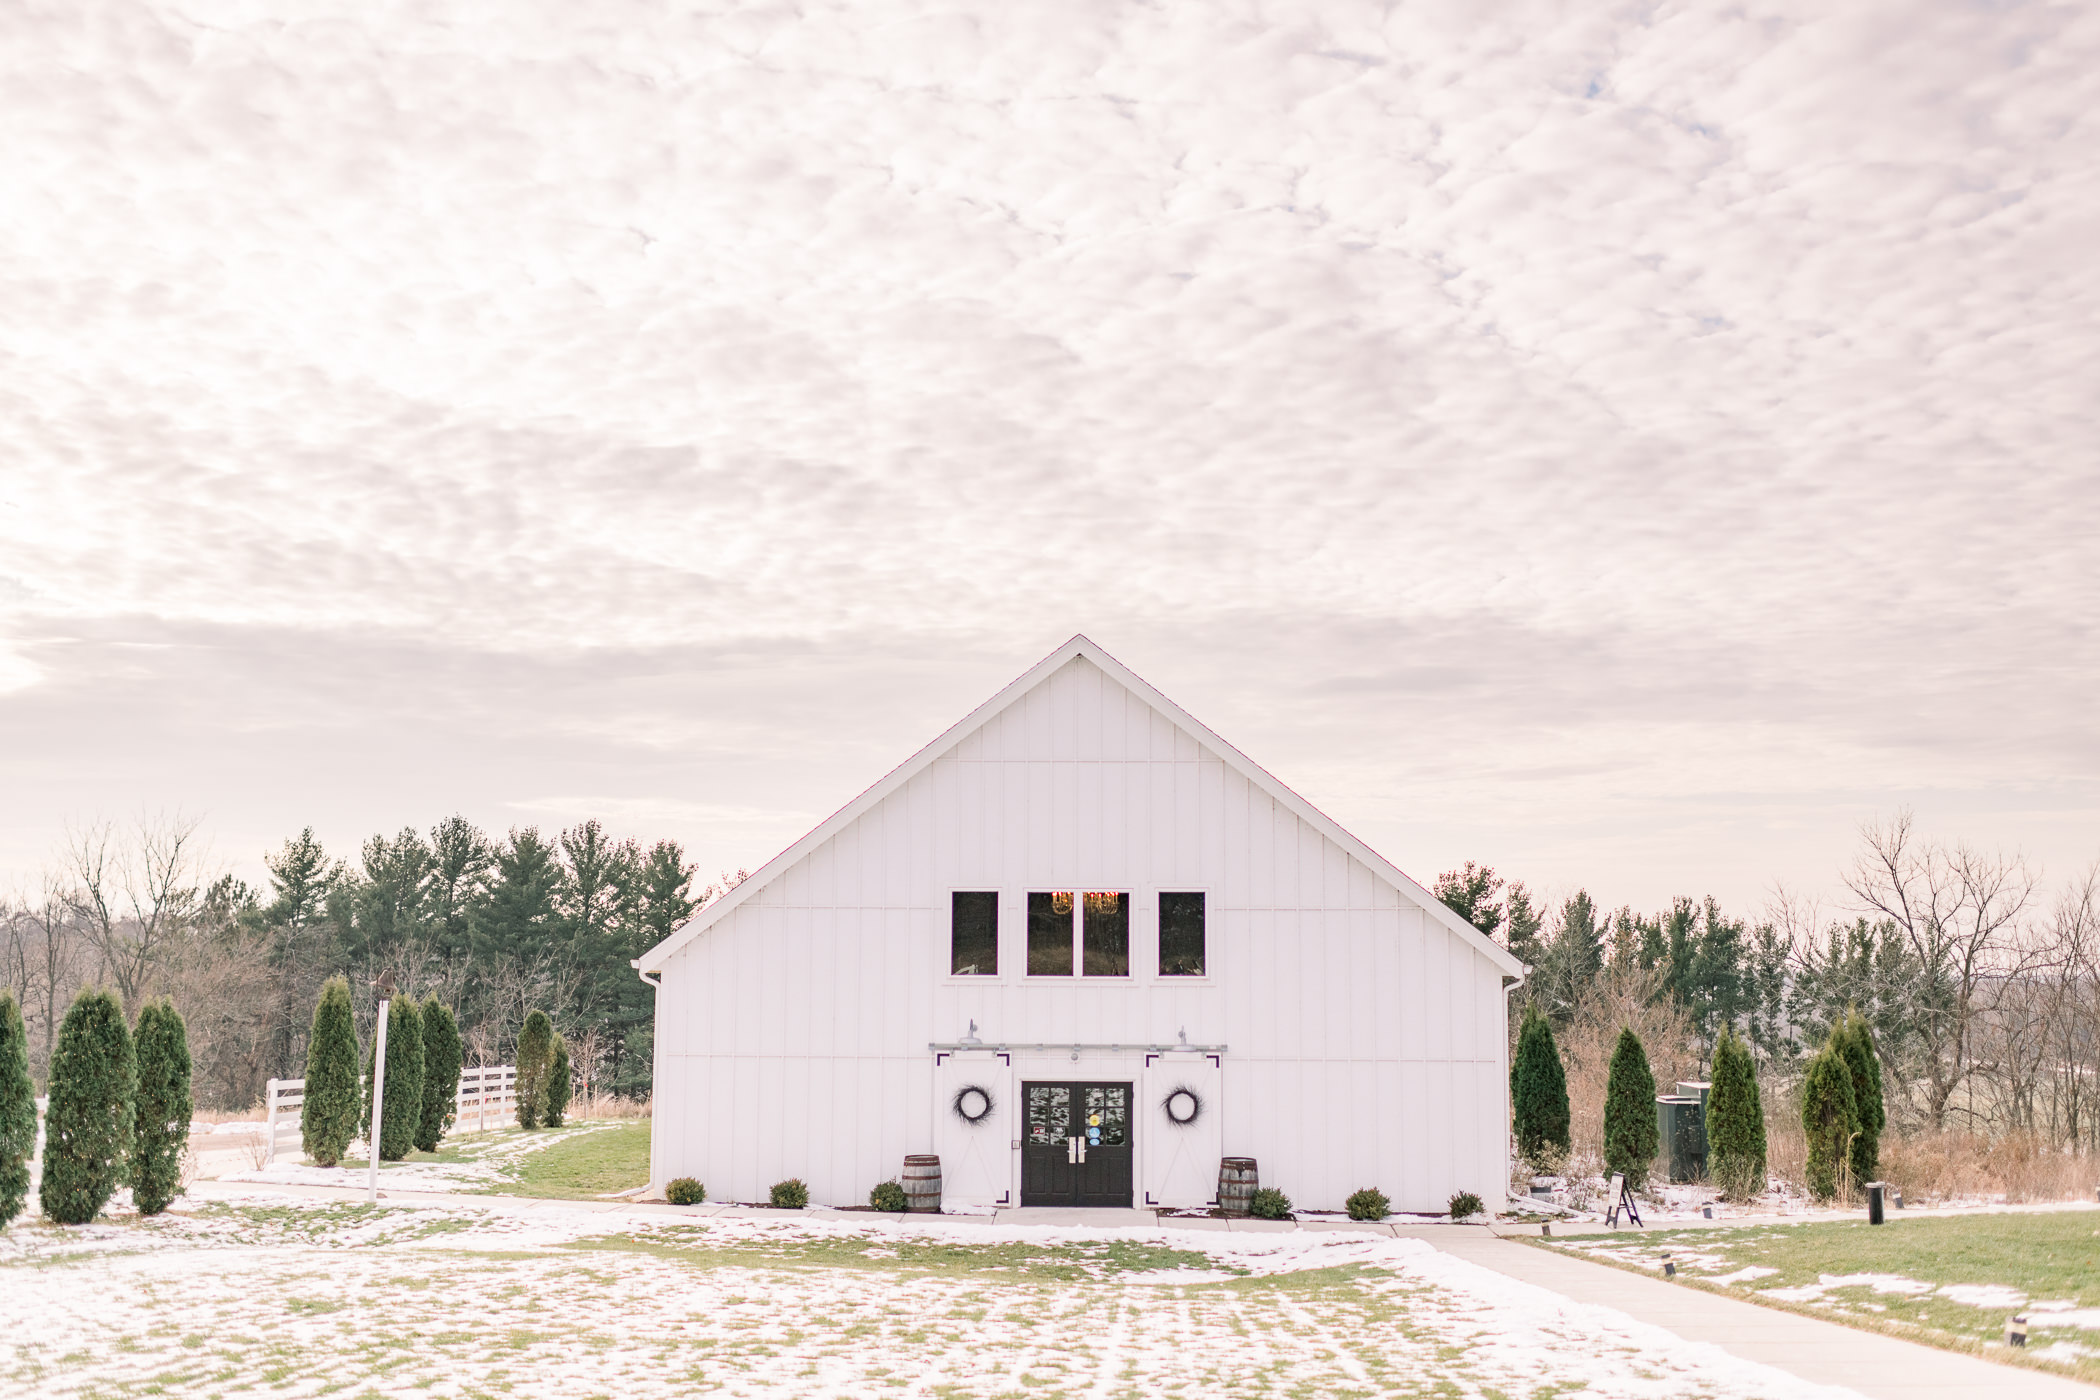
[1676,1080,1711,1107]
[1656,1095,1708,1183]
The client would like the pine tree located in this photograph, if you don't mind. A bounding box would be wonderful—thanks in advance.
[546,1034,572,1128]
[39,988,137,1225]
[301,976,362,1168]
[516,1010,554,1130]
[1801,1037,1860,1202]
[417,999,463,1154]
[131,999,193,1216]
[1836,1009,1886,1185]
[1706,1025,1765,1200]
[362,997,425,1161]
[0,992,37,1226]
[1509,1004,1570,1169]
[1602,1026,1660,1190]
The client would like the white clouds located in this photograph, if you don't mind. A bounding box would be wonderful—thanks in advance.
[1,0,2095,901]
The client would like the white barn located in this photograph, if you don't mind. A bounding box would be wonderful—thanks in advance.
[637,635,1523,1213]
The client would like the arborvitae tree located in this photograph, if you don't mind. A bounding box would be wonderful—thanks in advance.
[1801,1038,1860,1202]
[0,992,37,1227]
[362,997,425,1161]
[516,1010,554,1130]
[546,1034,572,1128]
[1602,1026,1660,1190]
[1509,1004,1571,1169]
[39,988,137,1225]
[301,976,362,1168]
[1706,1025,1766,1200]
[416,999,463,1154]
[131,999,194,1216]
[1835,1009,1886,1185]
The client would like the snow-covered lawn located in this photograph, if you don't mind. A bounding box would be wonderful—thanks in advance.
[0,1194,1861,1398]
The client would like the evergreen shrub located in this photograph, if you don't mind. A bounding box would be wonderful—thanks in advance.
[363,997,425,1161]
[1835,1010,1885,1185]
[770,1178,810,1209]
[1603,1027,1660,1190]
[666,1177,706,1205]
[416,1000,463,1154]
[1345,1187,1390,1221]
[0,992,36,1227]
[1801,1037,1860,1202]
[545,1034,572,1128]
[131,998,193,1216]
[1510,1003,1571,1170]
[1706,1026,1766,1201]
[1249,1187,1292,1220]
[869,1180,907,1212]
[39,988,137,1225]
[516,1010,554,1130]
[1448,1190,1485,1220]
[301,977,362,1167]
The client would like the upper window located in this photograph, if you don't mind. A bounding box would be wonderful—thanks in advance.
[1159,892,1206,976]
[1027,890,1131,976]
[951,891,998,975]
[1028,891,1074,975]
[1083,892,1129,976]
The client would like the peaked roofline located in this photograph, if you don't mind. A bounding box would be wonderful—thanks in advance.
[635,633,1523,977]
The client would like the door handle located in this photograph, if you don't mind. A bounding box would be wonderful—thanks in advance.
[1067,1136,1077,1164]
[1076,1136,1088,1163]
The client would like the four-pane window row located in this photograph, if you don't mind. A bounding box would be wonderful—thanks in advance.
[950,890,1205,978]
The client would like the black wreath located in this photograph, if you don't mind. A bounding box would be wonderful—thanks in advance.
[952,1084,995,1125]
[1163,1086,1202,1126]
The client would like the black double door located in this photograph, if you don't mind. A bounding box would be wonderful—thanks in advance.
[1021,1081,1133,1207]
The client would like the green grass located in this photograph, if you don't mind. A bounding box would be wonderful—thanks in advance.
[1535,1210,2100,1380]
[490,1120,651,1199]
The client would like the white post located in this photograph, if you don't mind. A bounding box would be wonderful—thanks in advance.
[366,999,389,1204]
[265,1078,280,1166]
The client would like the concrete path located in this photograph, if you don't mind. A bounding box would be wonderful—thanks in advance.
[1413,1227,2096,1399]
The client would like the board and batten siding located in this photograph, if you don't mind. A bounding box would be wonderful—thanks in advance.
[651,653,1511,1212]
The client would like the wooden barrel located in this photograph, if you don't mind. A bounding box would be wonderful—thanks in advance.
[1218,1157,1259,1217]
[903,1154,943,1213]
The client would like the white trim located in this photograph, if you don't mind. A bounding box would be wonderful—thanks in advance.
[633,634,1523,978]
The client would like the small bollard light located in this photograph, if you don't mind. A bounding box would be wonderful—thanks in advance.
[1867,1182,1886,1226]
[1663,1255,1676,1278]
[1702,1206,1713,1219]
[1892,1189,1904,1210]
[1540,1223,1552,1238]
[2006,1315,2028,1348]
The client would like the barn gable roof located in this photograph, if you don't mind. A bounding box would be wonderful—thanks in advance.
[635,633,1525,977]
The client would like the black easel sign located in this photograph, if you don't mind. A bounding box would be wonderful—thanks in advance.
[1604,1172,1643,1228]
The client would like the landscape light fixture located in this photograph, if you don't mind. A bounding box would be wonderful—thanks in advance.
[2006,1314,2028,1348]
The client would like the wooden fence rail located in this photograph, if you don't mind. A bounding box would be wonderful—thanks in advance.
[263,1065,518,1165]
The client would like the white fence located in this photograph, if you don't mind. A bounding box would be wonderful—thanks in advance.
[263,1065,517,1165]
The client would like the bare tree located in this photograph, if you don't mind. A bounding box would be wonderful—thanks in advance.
[1844,812,2037,1131]
[64,813,210,1014]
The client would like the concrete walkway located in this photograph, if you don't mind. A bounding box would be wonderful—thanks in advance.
[1413,1227,2096,1399]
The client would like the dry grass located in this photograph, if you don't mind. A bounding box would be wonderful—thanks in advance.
[1880,1129,2097,1203]
[573,1090,651,1121]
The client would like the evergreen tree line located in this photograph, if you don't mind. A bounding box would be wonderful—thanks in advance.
[0,985,194,1228]
[2,814,731,1111]
[1439,812,2100,1154]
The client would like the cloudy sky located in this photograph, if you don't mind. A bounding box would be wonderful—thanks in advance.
[3,0,2095,915]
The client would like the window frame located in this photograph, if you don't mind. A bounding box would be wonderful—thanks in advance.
[1152,887,1213,981]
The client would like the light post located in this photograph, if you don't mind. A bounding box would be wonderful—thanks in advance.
[367,973,395,1204]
